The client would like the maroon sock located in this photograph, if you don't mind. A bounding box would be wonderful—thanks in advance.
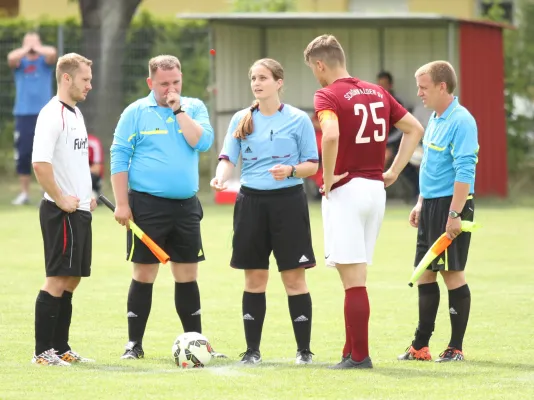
[345,286,370,362]
[342,294,351,358]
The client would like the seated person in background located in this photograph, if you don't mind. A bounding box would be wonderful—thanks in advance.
[377,71,405,164]
[88,133,103,199]
[377,71,419,202]
[377,71,404,106]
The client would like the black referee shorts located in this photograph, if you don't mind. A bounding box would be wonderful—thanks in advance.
[231,184,316,272]
[39,199,92,277]
[127,190,205,264]
[414,195,475,272]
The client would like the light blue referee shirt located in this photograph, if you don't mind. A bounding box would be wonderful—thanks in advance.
[419,97,479,199]
[219,104,318,190]
[110,91,214,199]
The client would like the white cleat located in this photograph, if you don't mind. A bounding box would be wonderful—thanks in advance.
[32,349,71,366]
[58,349,95,363]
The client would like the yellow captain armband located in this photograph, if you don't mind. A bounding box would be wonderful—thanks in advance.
[317,110,338,124]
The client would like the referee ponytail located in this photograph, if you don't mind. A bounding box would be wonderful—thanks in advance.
[234,100,259,140]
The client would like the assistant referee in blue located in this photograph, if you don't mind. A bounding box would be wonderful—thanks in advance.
[110,55,224,360]
[398,61,479,363]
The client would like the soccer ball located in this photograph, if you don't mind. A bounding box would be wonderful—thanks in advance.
[172,332,212,369]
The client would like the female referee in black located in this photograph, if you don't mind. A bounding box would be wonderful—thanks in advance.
[211,58,319,365]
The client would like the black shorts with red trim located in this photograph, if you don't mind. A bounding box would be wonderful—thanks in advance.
[39,199,92,277]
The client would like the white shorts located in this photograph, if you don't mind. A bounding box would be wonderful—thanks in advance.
[322,177,386,267]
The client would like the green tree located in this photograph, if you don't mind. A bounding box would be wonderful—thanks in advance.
[74,0,143,148]
[231,0,295,12]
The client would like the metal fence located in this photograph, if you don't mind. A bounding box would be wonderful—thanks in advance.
[0,24,211,175]
[0,23,420,200]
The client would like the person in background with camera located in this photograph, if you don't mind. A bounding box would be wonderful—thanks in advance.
[8,31,57,206]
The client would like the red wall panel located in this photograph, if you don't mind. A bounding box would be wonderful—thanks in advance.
[459,22,508,197]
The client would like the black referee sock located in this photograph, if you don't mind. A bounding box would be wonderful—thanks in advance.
[288,293,312,351]
[52,291,73,355]
[175,281,202,334]
[242,291,266,352]
[448,284,471,351]
[35,290,61,356]
[413,282,440,350]
[127,280,153,343]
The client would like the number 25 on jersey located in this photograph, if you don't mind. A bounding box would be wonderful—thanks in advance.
[354,102,386,144]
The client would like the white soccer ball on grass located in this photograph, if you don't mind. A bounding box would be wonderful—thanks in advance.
[172,332,212,369]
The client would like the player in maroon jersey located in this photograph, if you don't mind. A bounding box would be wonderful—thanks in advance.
[304,34,424,369]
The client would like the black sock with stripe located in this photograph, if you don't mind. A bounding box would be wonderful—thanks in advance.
[448,284,471,351]
[242,291,266,352]
[413,282,440,350]
[175,281,202,334]
[127,280,153,344]
[288,293,312,352]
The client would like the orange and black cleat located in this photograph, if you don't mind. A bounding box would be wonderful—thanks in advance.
[398,345,432,361]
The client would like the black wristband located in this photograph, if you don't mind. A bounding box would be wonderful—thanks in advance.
[173,106,184,115]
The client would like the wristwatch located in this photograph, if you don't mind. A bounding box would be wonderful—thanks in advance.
[173,106,184,115]
[287,165,296,179]
[448,210,461,219]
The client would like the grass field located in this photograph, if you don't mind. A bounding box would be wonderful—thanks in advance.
[0,189,533,400]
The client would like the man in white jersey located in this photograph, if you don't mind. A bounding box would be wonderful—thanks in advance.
[31,53,96,366]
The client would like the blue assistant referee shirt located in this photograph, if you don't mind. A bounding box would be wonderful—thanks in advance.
[110,91,214,199]
[219,104,319,190]
[419,97,479,199]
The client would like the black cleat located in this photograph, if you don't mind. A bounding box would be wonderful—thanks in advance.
[435,347,464,363]
[239,349,262,365]
[329,356,373,369]
[121,341,144,360]
[296,349,314,364]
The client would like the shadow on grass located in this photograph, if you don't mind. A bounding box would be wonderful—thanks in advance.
[67,357,534,376]
[471,360,534,372]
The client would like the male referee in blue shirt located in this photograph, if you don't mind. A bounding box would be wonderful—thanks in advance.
[110,55,224,359]
[398,61,479,363]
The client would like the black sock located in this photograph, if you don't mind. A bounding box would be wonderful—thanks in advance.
[413,282,440,350]
[175,281,202,334]
[288,293,312,351]
[242,291,266,352]
[52,291,73,354]
[35,290,61,355]
[127,280,153,343]
[448,284,471,351]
